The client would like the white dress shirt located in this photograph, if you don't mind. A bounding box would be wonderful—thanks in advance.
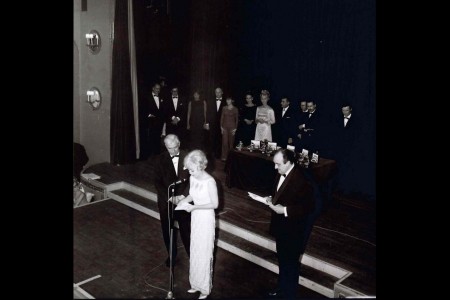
[276,163,295,217]
[171,154,179,176]
[172,97,178,110]
[282,106,289,117]
[344,114,352,127]
[153,93,160,109]
[216,99,222,112]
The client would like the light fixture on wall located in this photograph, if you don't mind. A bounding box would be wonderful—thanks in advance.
[86,87,102,110]
[85,30,101,54]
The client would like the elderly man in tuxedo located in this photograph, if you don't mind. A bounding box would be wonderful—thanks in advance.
[154,134,191,267]
[265,149,315,298]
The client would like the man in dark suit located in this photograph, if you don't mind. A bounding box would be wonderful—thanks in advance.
[265,149,315,298]
[145,82,166,159]
[297,100,325,153]
[205,87,225,159]
[154,134,191,266]
[164,86,187,147]
[276,97,298,148]
[293,100,310,152]
[332,103,360,193]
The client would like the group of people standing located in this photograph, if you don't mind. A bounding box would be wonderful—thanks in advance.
[154,133,317,299]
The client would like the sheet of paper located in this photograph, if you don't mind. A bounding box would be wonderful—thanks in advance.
[247,192,269,205]
[175,202,192,211]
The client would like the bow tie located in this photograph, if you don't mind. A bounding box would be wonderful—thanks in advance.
[281,174,286,177]
[171,155,179,159]
[216,99,222,101]
[172,97,178,99]
[344,117,349,119]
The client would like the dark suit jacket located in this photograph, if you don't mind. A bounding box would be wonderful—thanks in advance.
[164,96,187,134]
[154,150,190,203]
[147,93,165,132]
[332,115,360,159]
[206,98,225,132]
[276,106,298,147]
[269,166,315,238]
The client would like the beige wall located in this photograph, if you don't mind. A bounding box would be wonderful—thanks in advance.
[74,0,115,166]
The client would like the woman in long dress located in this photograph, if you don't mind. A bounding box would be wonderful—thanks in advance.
[236,92,257,146]
[220,97,239,161]
[254,89,276,141]
[187,91,207,151]
[177,150,218,299]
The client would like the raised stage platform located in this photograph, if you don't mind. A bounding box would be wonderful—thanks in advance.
[75,158,376,298]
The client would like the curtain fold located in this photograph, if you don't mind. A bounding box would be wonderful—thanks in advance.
[128,0,140,159]
[110,0,136,165]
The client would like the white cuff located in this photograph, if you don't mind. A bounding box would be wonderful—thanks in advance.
[284,207,288,217]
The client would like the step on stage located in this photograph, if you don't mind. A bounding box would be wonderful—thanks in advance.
[74,158,375,298]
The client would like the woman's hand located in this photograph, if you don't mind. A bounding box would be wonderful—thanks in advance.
[184,204,195,213]
[232,129,236,135]
[177,197,190,206]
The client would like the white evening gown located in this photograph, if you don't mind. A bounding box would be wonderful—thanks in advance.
[189,176,216,295]
[254,106,275,141]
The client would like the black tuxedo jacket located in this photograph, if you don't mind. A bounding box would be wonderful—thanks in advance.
[269,166,314,238]
[147,93,165,130]
[154,150,190,203]
[333,115,360,158]
[276,106,298,146]
[207,98,225,131]
[164,96,187,130]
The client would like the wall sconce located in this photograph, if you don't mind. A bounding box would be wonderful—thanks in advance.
[85,30,101,54]
[86,87,102,110]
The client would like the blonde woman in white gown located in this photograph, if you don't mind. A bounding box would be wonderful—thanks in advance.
[254,89,276,141]
[177,150,218,299]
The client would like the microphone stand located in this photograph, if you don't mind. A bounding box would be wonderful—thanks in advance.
[166,183,176,299]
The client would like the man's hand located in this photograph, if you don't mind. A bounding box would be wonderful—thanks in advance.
[268,202,285,214]
[287,138,292,144]
[148,114,155,118]
[232,129,236,135]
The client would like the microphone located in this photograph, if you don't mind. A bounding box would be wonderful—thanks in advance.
[169,178,187,186]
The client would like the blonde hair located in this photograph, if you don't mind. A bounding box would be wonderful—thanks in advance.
[184,149,208,171]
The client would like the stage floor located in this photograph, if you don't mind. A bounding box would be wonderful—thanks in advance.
[74,199,323,299]
[76,157,375,297]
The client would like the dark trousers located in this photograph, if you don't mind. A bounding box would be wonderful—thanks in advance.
[275,233,304,298]
[157,199,191,259]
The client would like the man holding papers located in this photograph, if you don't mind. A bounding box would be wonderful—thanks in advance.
[264,149,315,298]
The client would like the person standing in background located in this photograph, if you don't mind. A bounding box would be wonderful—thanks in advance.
[145,82,165,158]
[205,87,225,159]
[187,90,207,151]
[164,86,187,146]
[236,92,257,146]
[255,90,276,141]
[220,97,239,161]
